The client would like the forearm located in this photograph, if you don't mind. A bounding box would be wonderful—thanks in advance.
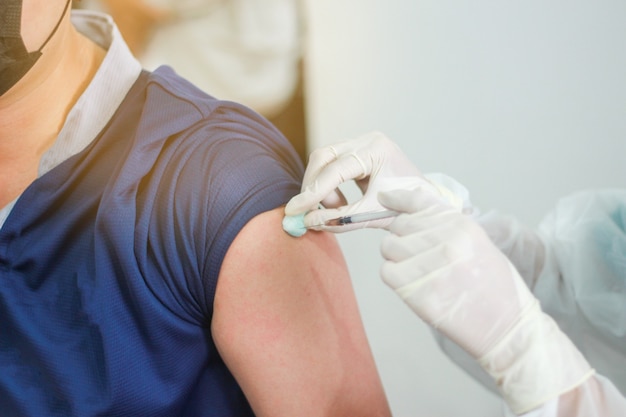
[476,211,545,288]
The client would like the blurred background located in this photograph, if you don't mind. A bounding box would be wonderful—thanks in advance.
[76,1,626,415]
[76,0,309,162]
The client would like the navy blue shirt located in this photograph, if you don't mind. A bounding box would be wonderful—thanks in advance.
[0,67,303,416]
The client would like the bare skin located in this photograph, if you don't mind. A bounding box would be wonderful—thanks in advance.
[0,0,105,207]
[214,208,391,416]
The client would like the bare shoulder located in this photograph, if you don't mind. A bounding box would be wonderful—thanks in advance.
[215,207,347,285]
[212,207,391,417]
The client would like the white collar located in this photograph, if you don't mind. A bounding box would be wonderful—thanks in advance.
[39,10,142,176]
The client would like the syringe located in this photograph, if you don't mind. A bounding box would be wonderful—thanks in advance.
[308,209,400,227]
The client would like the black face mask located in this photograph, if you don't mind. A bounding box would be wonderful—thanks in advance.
[0,0,71,96]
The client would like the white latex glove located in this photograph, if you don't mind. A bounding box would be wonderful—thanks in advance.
[378,186,595,415]
[509,375,626,417]
[284,132,462,232]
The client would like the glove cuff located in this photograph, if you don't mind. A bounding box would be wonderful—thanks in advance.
[478,300,595,414]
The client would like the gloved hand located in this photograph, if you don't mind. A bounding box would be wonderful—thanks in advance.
[284,132,463,232]
[378,186,595,414]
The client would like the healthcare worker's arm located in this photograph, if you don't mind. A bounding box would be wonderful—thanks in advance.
[284,132,626,416]
[212,207,391,417]
[378,186,626,417]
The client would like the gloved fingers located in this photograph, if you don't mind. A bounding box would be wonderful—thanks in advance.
[284,180,349,216]
[355,177,371,195]
[285,151,372,216]
[300,143,341,191]
[385,204,461,240]
[378,186,448,215]
[302,207,344,230]
[311,151,372,191]
[342,131,422,179]
[302,139,375,188]
[287,131,426,217]
[380,242,457,291]
[381,223,470,264]
[381,224,445,261]
[285,144,342,215]
[322,133,388,177]
[287,132,400,216]
[378,179,468,217]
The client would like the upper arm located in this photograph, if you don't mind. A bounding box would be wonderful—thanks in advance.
[211,207,391,417]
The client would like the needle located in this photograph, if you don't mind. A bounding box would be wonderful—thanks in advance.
[307,209,399,228]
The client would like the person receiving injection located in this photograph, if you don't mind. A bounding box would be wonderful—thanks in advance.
[283,131,626,416]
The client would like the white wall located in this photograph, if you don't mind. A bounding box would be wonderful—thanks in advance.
[304,1,626,416]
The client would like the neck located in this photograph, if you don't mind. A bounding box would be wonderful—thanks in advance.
[0,19,106,207]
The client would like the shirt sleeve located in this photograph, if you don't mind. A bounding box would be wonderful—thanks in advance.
[139,98,303,324]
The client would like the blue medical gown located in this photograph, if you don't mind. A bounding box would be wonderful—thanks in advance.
[0,67,303,416]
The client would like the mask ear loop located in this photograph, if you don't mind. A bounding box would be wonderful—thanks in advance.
[36,0,72,53]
